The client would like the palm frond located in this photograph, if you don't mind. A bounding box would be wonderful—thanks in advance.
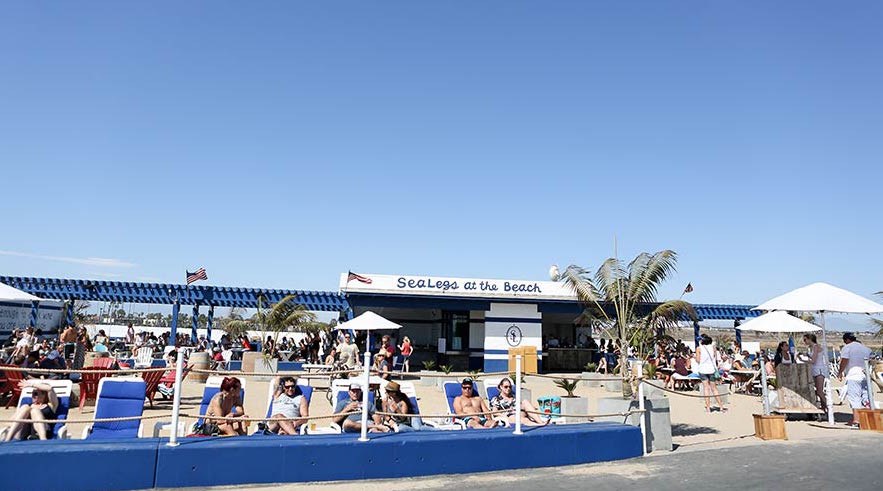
[627,250,678,303]
[872,317,883,337]
[647,300,697,331]
[561,265,601,304]
[595,257,626,301]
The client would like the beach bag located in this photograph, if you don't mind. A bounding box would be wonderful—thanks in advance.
[537,396,561,421]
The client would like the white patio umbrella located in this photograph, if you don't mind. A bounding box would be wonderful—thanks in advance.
[753,282,883,424]
[736,311,822,414]
[335,311,401,441]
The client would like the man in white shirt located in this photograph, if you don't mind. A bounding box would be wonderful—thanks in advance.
[838,332,872,427]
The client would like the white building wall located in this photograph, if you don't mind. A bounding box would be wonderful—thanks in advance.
[483,303,542,372]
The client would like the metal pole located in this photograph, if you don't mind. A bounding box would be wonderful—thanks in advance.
[192,304,199,345]
[359,350,371,442]
[30,301,39,329]
[207,305,214,345]
[866,360,878,410]
[761,356,770,416]
[819,312,834,425]
[167,346,185,446]
[637,362,646,455]
[170,300,180,341]
[514,355,523,435]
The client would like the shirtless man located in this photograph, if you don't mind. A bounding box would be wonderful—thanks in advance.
[453,378,495,429]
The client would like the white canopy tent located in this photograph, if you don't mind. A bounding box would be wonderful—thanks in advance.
[335,310,401,441]
[0,281,45,303]
[737,311,822,333]
[737,311,822,415]
[753,282,883,423]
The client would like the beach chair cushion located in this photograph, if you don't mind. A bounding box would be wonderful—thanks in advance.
[88,379,146,439]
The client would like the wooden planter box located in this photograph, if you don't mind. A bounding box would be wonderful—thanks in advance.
[753,414,787,440]
[856,409,883,432]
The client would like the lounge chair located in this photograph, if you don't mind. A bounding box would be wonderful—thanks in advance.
[443,381,505,429]
[255,377,320,435]
[0,380,73,440]
[82,377,146,439]
[91,357,117,370]
[1,365,25,409]
[389,381,461,431]
[157,365,192,400]
[188,376,247,436]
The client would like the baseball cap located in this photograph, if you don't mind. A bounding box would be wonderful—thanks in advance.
[349,382,362,390]
[461,377,473,385]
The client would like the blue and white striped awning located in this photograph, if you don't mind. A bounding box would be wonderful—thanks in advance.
[693,304,760,320]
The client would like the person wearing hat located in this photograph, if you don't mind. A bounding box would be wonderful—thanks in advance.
[381,381,421,432]
[838,332,872,428]
[332,381,388,433]
[453,378,495,429]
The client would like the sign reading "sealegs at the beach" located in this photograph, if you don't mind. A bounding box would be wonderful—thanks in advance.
[341,273,576,300]
[396,277,542,293]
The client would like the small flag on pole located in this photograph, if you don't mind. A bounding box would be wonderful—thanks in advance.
[683,282,693,294]
[186,268,208,285]
[346,271,372,284]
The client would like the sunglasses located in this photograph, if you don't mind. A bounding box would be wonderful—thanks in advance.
[461,386,472,390]
[501,385,512,389]
[32,390,44,396]
[283,385,296,390]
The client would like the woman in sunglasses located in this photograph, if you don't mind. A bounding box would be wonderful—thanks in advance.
[3,380,58,441]
[489,377,548,426]
[268,376,309,435]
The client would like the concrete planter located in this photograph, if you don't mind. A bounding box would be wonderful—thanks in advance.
[560,396,590,423]
[641,381,664,400]
[643,397,672,452]
[597,397,640,426]
[582,372,604,388]
[604,378,623,393]
[419,371,438,386]
[253,358,278,382]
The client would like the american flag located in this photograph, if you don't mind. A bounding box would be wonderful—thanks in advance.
[346,271,372,284]
[186,268,208,285]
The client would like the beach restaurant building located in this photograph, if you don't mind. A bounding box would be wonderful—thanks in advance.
[341,272,757,373]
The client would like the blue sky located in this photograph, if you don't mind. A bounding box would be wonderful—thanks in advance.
[1,2,881,326]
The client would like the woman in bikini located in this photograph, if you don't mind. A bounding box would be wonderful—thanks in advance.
[3,380,59,441]
[206,376,248,436]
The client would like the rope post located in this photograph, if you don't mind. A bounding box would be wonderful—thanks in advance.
[866,360,878,410]
[820,313,834,424]
[514,354,523,435]
[637,362,646,456]
[359,351,371,442]
[167,349,185,446]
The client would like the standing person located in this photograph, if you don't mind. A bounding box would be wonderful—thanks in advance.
[125,323,136,345]
[59,324,78,361]
[695,334,727,412]
[337,333,359,368]
[398,336,413,373]
[803,333,828,414]
[773,341,793,367]
[838,332,872,428]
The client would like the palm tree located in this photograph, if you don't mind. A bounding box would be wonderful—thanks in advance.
[872,291,882,338]
[226,295,317,361]
[561,250,697,395]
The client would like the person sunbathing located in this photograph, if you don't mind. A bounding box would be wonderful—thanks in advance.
[206,376,248,436]
[488,377,548,426]
[453,378,495,429]
[268,377,309,435]
[3,381,58,441]
[332,382,388,433]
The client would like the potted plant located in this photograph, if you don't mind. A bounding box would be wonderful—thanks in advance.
[581,362,603,388]
[640,362,663,399]
[438,364,455,389]
[553,378,589,423]
[420,360,438,387]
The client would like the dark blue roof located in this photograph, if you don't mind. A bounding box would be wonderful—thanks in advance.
[693,304,760,320]
[0,276,349,312]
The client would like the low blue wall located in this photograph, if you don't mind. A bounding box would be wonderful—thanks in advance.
[0,423,641,490]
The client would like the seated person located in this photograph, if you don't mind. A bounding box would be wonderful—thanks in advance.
[453,378,495,429]
[488,377,547,426]
[38,349,66,379]
[373,353,390,380]
[2,380,58,441]
[157,350,179,398]
[206,376,248,436]
[324,347,337,366]
[332,382,388,433]
[381,381,421,432]
[268,377,309,435]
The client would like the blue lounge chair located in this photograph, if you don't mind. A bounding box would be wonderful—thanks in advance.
[83,377,146,439]
[256,377,314,435]
[0,380,73,440]
[444,381,506,428]
[190,376,246,434]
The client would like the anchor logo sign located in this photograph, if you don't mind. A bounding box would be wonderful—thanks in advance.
[506,325,522,347]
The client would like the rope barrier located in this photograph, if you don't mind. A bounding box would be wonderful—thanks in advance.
[641,380,733,399]
[524,373,624,382]
[0,366,168,375]
[524,408,645,419]
[0,413,174,424]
